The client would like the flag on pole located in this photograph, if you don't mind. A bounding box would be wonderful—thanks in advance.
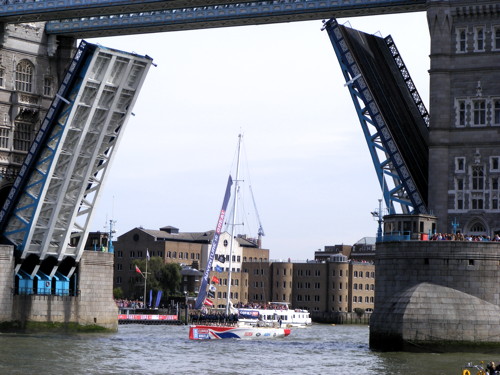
[203,298,214,306]
[135,265,142,274]
[211,276,220,284]
[155,290,163,308]
[209,284,216,292]
[215,265,223,272]
[146,249,150,260]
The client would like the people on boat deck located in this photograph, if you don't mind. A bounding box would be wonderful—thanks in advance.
[190,312,239,326]
[256,315,266,327]
[486,361,500,374]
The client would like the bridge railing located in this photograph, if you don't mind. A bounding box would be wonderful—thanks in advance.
[378,231,411,242]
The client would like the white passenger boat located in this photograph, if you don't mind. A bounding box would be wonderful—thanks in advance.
[238,302,312,328]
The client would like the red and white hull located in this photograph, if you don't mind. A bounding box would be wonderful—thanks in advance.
[189,325,291,340]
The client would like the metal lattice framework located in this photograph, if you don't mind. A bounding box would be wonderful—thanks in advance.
[0,41,152,275]
[323,18,428,214]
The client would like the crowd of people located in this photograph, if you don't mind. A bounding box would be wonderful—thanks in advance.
[115,299,145,309]
[429,233,500,242]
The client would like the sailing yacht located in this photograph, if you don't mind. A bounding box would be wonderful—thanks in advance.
[189,135,291,340]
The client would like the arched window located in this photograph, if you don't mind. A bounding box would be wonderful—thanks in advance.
[472,166,484,190]
[15,60,34,92]
[470,221,485,232]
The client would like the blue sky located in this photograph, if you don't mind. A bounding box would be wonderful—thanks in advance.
[89,12,430,260]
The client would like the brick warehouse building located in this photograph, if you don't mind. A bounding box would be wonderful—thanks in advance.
[112,225,375,319]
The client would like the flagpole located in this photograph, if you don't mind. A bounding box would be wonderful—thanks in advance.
[144,248,149,308]
[226,134,242,316]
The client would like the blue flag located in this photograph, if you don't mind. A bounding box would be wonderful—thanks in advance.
[155,290,162,308]
[215,265,223,272]
[195,175,233,310]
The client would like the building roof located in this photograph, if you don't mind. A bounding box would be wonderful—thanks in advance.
[121,226,259,248]
[121,227,215,243]
[235,235,259,248]
[354,237,376,245]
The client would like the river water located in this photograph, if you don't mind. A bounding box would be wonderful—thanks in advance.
[0,324,493,375]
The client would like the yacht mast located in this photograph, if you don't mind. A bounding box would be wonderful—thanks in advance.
[226,134,242,316]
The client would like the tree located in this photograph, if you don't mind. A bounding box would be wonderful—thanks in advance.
[113,287,124,299]
[132,257,182,298]
[159,262,181,294]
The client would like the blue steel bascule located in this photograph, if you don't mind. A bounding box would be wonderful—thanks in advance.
[322,18,430,217]
[0,40,152,295]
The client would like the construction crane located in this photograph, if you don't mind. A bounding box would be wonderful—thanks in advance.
[249,185,265,238]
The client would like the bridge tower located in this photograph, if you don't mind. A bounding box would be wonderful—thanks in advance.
[427,0,500,237]
[0,22,153,330]
[0,24,74,197]
[367,0,500,351]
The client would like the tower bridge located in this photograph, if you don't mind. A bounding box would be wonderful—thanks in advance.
[0,0,425,27]
[0,0,498,349]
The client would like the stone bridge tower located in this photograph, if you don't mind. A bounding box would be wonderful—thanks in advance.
[0,23,74,201]
[370,0,500,351]
[428,0,500,236]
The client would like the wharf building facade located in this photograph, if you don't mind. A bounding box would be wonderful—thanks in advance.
[244,256,374,320]
[112,225,268,308]
[243,241,375,321]
[112,226,375,320]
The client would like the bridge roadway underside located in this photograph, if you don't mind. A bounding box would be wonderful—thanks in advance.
[29,0,426,38]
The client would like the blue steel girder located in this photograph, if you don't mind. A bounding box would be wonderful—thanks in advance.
[0,41,90,236]
[42,0,426,37]
[0,41,153,265]
[323,18,428,215]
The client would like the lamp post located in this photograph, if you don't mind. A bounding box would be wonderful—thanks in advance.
[371,199,384,242]
[143,259,148,308]
[184,291,188,325]
[451,217,460,235]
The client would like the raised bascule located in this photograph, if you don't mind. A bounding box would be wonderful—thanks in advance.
[0,0,497,349]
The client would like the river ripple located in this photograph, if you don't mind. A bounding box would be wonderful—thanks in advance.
[0,324,494,375]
